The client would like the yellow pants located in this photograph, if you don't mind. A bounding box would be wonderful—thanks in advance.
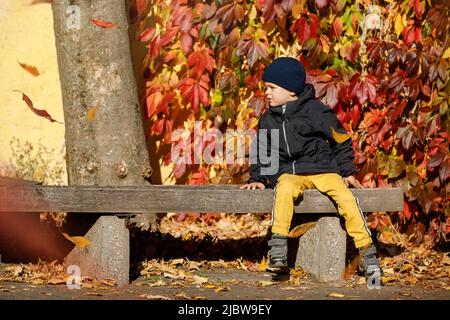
[271,173,372,249]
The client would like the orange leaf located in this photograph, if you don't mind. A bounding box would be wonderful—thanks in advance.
[86,106,98,122]
[62,232,91,249]
[90,19,117,29]
[288,222,317,238]
[18,61,40,76]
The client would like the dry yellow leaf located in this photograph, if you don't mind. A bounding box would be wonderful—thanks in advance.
[258,281,275,287]
[192,275,208,284]
[140,294,171,300]
[378,230,397,245]
[381,276,397,283]
[442,47,450,59]
[214,286,230,293]
[328,292,345,298]
[394,13,404,36]
[62,233,91,249]
[258,257,268,271]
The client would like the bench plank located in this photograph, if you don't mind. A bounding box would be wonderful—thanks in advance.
[0,184,403,213]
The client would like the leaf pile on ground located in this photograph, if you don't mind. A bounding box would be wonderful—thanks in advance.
[159,213,271,240]
[0,259,116,288]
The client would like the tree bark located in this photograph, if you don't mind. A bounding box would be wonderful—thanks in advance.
[51,0,155,229]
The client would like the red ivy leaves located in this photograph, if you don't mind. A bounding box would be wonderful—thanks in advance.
[402,20,422,47]
[290,11,319,45]
[187,48,215,79]
[179,75,210,112]
[215,1,245,31]
[255,0,295,23]
[408,0,423,20]
[237,28,269,67]
[348,73,377,105]
[137,0,149,18]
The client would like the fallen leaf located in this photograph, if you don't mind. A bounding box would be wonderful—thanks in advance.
[258,281,275,287]
[214,286,230,293]
[62,233,91,249]
[381,276,397,283]
[17,61,40,76]
[101,278,117,287]
[192,275,208,284]
[85,292,104,296]
[328,292,345,298]
[139,294,171,300]
[47,278,66,285]
[90,18,117,29]
[175,292,191,299]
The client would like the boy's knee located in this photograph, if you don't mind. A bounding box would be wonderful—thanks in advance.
[276,174,296,190]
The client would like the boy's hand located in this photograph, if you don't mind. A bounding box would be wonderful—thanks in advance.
[240,182,266,190]
[343,176,363,188]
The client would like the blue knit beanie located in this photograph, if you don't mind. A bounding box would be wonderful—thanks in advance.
[262,57,306,95]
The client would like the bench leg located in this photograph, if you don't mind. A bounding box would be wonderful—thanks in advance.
[295,216,346,282]
[66,215,129,287]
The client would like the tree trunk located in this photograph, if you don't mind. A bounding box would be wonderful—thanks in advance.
[51,0,158,284]
[51,0,152,188]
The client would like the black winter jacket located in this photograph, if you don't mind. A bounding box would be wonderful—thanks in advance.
[248,83,357,189]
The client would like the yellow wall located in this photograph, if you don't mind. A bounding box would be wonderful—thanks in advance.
[0,0,67,184]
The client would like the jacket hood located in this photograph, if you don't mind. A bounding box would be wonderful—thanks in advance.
[268,83,316,117]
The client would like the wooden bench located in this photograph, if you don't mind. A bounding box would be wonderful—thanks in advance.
[0,177,403,285]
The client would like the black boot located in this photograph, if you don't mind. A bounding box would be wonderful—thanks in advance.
[267,234,288,269]
[358,244,383,283]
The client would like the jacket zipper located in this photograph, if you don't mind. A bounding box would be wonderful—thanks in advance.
[282,105,295,174]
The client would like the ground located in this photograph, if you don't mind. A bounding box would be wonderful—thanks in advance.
[0,266,449,300]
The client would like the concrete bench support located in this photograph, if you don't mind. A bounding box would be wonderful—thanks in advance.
[295,216,347,282]
[66,216,129,287]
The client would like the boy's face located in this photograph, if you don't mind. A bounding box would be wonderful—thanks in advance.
[264,82,297,107]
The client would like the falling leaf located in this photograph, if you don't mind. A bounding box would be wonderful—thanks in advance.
[331,127,351,144]
[343,253,361,280]
[328,292,345,298]
[17,61,40,76]
[288,222,318,238]
[62,232,91,249]
[14,90,63,123]
[86,106,98,122]
[90,19,117,29]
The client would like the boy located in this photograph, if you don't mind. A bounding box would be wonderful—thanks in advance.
[240,57,382,281]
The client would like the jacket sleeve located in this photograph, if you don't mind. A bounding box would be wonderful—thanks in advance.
[247,115,272,187]
[309,102,357,177]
